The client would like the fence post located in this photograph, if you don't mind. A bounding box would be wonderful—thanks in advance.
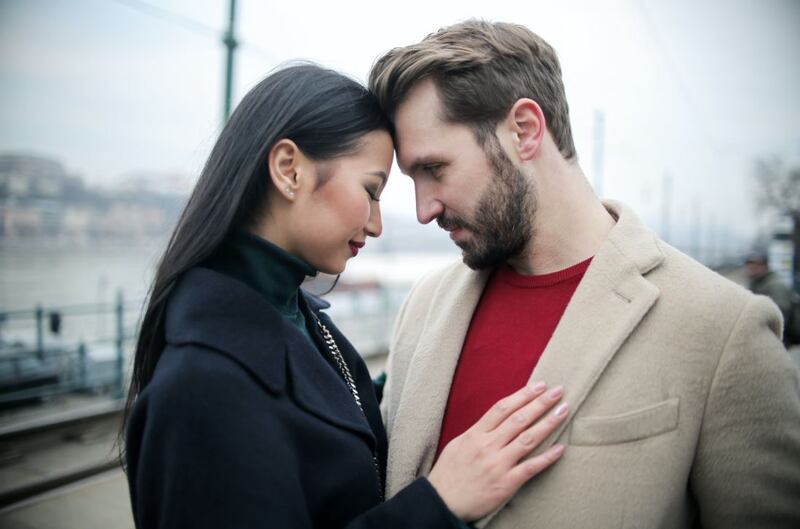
[115,290,124,399]
[78,342,88,391]
[380,285,392,349]
[35,304,44,360]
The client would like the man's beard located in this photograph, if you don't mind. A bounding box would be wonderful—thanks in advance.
[438,136,535,270]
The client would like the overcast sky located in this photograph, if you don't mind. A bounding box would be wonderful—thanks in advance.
[1,0,799,250]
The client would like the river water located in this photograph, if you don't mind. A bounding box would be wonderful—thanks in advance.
[0,238,459,356]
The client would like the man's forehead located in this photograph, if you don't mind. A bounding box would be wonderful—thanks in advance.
[395,80,442,122]
[394,82,449,171]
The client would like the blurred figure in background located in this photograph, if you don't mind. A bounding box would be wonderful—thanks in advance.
[745,250,798,346]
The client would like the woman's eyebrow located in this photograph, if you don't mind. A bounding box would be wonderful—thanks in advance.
[366,171,388,185]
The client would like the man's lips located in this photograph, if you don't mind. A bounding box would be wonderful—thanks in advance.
[448,227,464,241]
[348,241,365,256]
[438,218,467,241]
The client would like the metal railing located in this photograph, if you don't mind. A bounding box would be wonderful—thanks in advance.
[0,291,140,408]
[0,281,406,408]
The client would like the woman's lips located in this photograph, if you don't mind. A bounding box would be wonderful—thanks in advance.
[348,241,365,256]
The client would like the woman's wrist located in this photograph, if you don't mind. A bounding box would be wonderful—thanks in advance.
[417,476,469,525]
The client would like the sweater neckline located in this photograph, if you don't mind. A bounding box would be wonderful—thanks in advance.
[498,257,593,288]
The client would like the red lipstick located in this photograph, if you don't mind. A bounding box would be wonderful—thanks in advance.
[348,240,365,256]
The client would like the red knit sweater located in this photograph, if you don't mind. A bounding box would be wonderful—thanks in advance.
[435,258,592,459]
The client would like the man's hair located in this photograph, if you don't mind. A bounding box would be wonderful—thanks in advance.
[745,250,769,265]
[369,20,576,160]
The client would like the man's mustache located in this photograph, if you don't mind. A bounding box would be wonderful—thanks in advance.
[437,215,468,231]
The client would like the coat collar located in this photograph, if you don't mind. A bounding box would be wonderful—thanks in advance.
[386,200,664,497]
[164,268,373,442]
[165,267,289,394]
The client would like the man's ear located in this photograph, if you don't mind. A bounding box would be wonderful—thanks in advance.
[503,98,546,161]
[268,139,303,201]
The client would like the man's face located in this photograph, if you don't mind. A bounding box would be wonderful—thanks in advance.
[394,79,534,270]
[745,261,768,280]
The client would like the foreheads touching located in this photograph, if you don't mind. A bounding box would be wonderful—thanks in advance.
[368,19,576,161]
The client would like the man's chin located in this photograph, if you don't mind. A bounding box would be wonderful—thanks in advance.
[460,248,494,271]
[460,243,519,271]
[455,241,478,269]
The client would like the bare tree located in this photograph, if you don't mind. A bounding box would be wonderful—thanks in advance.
[755,158,800,290]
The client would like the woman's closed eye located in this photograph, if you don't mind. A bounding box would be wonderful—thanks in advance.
[366,186,381,202]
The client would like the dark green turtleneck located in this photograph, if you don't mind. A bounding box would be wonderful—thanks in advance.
[204,230,317,338]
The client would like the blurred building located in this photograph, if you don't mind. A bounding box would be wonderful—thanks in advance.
[0,153,187,241]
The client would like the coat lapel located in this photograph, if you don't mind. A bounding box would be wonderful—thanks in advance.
[386,265,491,496]
[475,201,664,528]
[288,293,375,443]
[285,323,377,445]
[526,203,664,449]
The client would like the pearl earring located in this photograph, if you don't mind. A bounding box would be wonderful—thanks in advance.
[285,186,294,198]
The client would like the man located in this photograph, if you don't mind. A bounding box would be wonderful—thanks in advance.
[369,20,800,528]
[744,250,798,346]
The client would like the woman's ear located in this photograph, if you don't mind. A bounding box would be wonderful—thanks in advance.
[268,139,302,201]
[504,98,546,162]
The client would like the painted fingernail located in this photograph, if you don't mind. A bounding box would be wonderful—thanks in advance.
[548,386,564,399]
[553,403,569,417]
[529,381,547,393]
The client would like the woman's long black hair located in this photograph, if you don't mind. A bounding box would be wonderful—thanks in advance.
[119,63,391,459]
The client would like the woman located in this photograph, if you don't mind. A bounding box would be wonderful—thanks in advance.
[123,63,568,528]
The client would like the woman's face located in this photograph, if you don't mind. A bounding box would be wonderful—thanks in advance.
[292,130,393,274]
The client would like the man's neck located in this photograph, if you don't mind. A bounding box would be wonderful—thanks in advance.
[507,164,616,276]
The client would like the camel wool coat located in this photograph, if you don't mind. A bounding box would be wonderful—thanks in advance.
[382,201,800,529]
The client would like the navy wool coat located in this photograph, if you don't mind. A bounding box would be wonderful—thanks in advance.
[125,267,461,528]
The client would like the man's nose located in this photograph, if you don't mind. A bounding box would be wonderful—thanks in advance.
[414,180,444,225]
